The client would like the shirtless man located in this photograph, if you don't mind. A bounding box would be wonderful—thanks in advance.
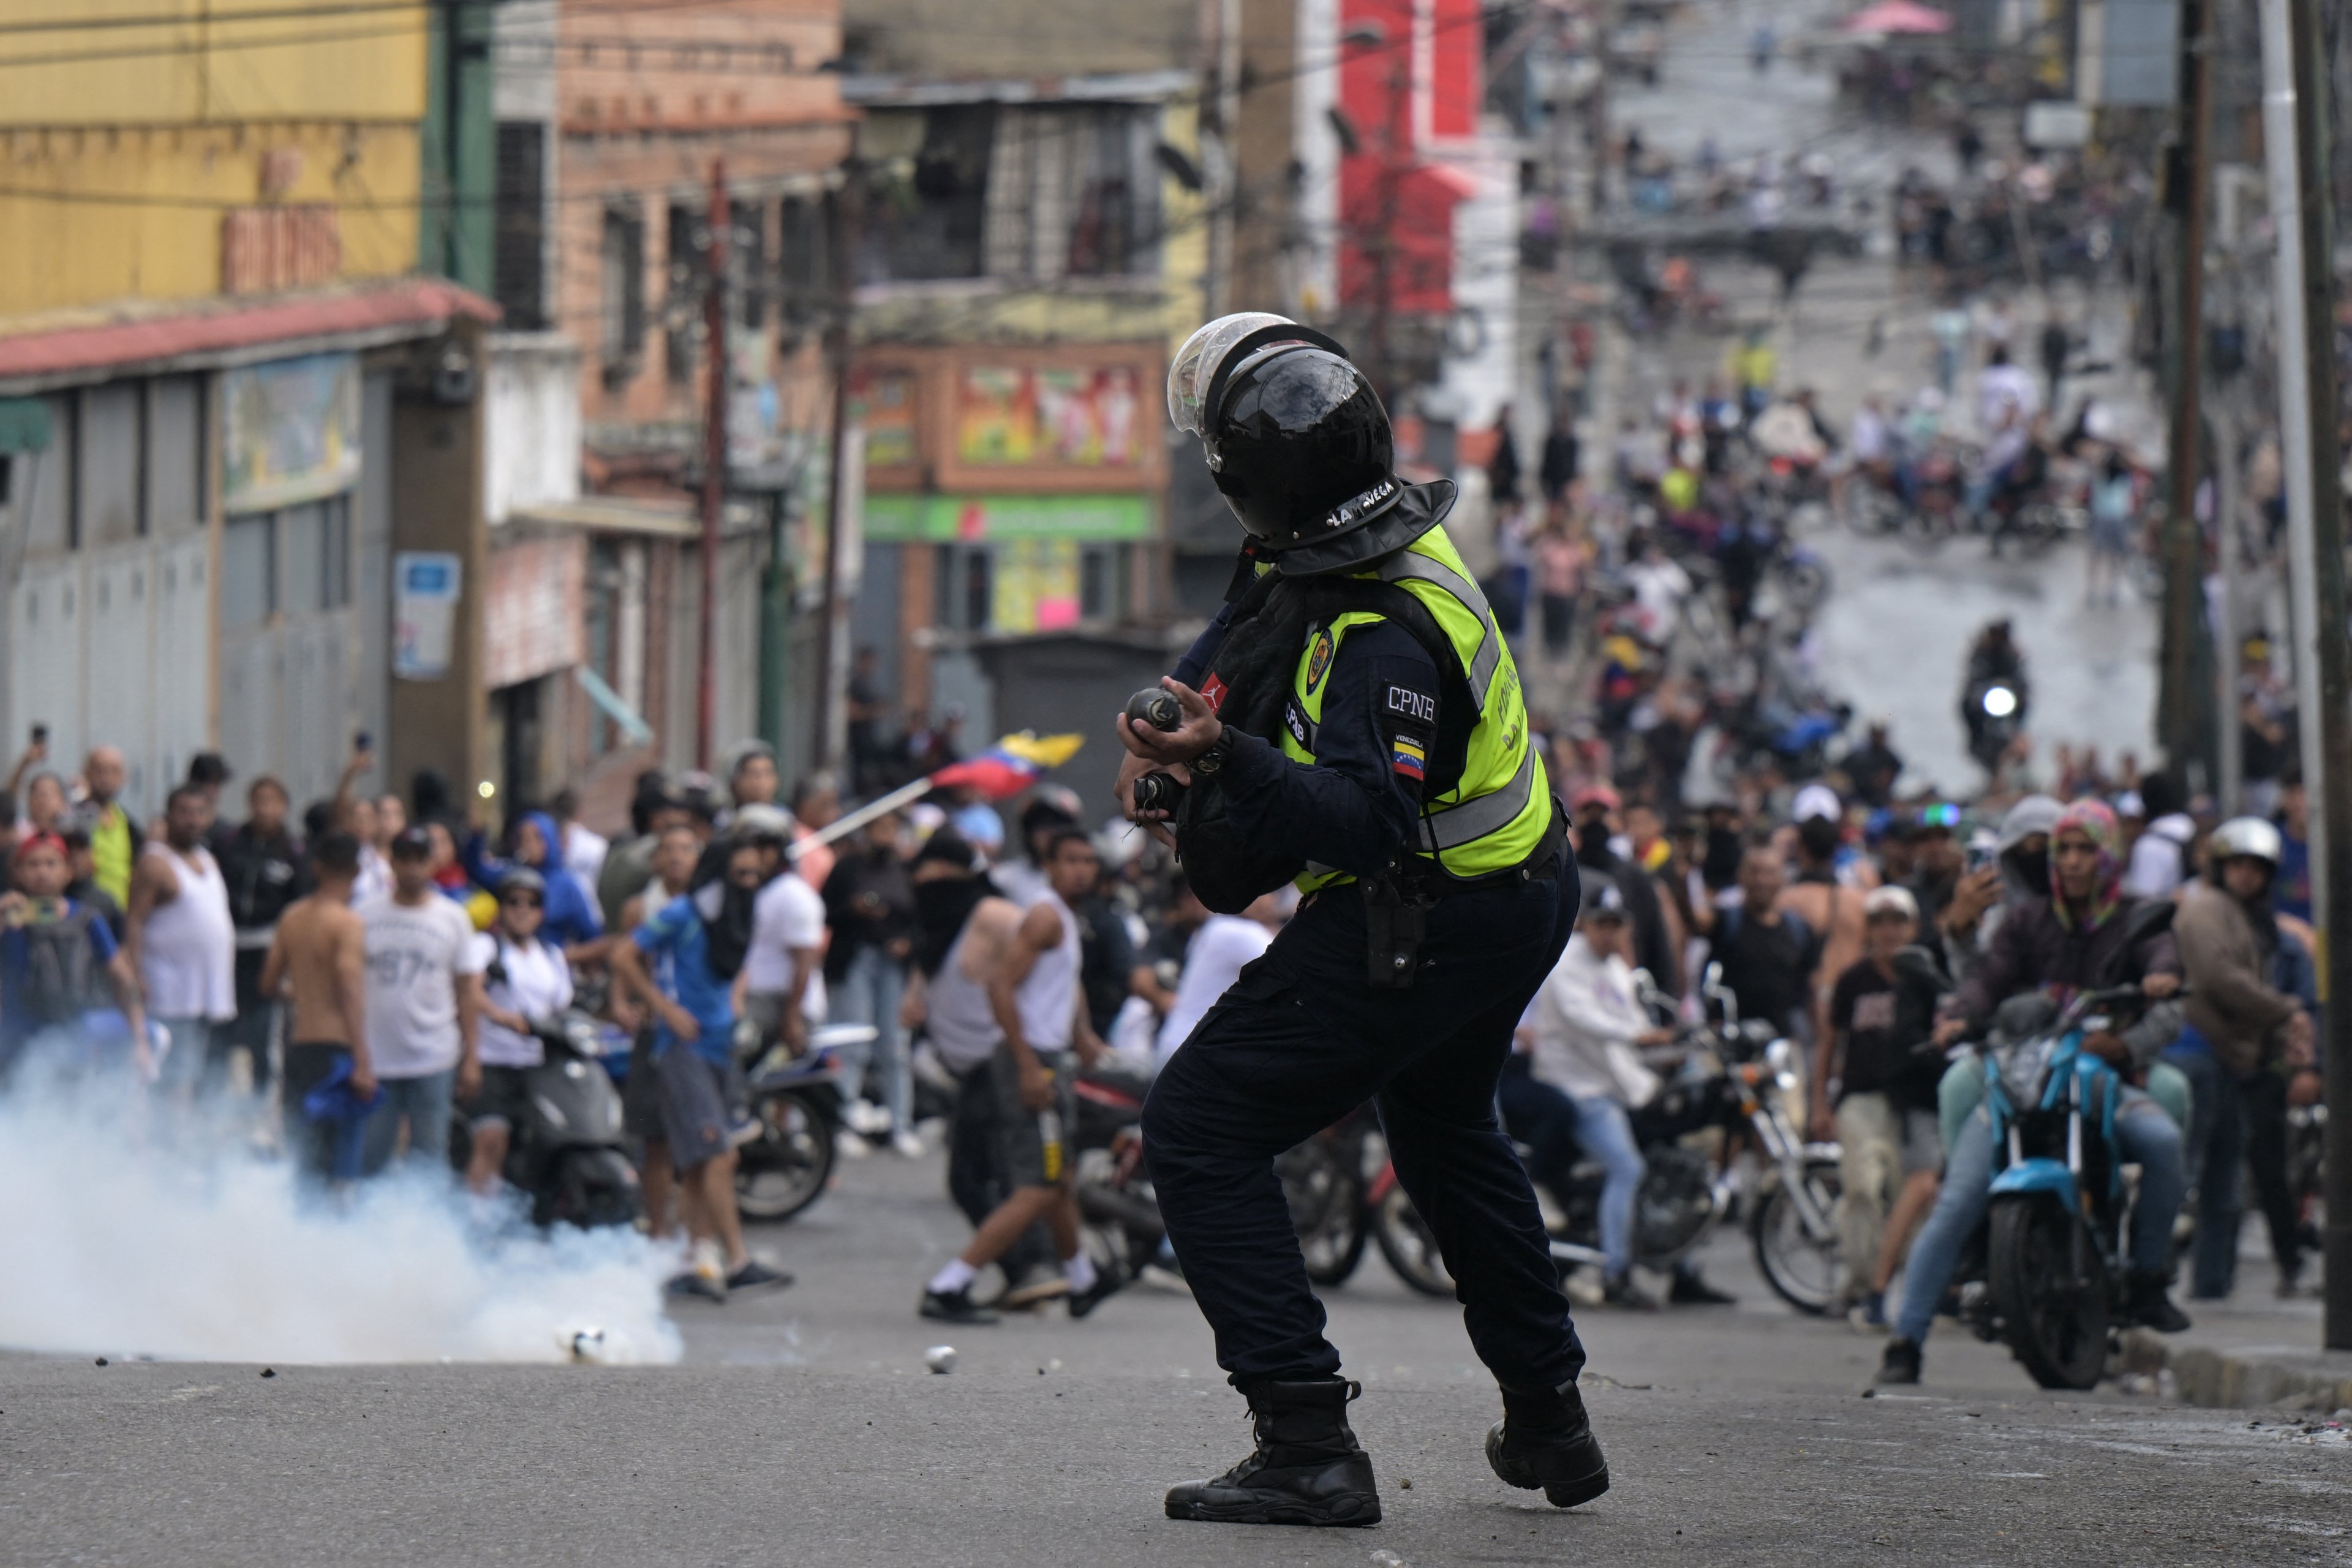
[261,832,372,1180]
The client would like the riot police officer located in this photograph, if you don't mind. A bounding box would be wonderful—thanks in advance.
[1120,314,1607,1528]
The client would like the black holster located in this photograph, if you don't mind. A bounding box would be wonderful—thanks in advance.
[1362,876,1433,990]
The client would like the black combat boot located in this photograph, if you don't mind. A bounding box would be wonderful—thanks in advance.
[1164,1378,1382,1526]
[1485,1378,1610,1509]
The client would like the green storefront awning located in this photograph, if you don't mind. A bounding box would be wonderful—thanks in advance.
[0,398,54,456]
[864,492,1155,543]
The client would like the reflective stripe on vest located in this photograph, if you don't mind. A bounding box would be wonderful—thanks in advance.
[1280,527,1550,883]
[1376,546,1503,699]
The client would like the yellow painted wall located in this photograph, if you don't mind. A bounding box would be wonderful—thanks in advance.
[0,0,428,317]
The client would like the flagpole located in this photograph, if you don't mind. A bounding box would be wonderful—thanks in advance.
[787,776,938,858]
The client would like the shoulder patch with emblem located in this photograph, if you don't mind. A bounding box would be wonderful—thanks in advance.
[1303,627,1336,694]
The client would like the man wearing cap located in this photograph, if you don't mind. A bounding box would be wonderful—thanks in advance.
[356,826,486,1177]
[1528,873,1676,1309]
[1570,786,1678,993]
[1122,314,1598,1527]
[1815,884,1946,1326]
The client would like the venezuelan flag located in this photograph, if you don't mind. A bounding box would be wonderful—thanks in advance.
[1390,735,1426,782]
[930,731,1086,800]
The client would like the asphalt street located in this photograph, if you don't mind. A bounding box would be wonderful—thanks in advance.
[6,1145,2347,1568]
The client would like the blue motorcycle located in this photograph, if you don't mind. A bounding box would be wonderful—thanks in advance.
[1952,971,2174,1390]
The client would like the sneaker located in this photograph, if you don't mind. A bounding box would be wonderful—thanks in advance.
[999,1263,1071,1309]
[1848,1291,1887,1333]
[919,1286,1000,1325]
[1876,1338,1921,1385]
[1667,1271,1737,1306]
[891,1129,927,1159]
[845,1099,891,1136]
[1067,1268,1126,1319]
[834,1128,871,1161]
[1601,1272,1659,1311]
[665,1270,726,1304]
[726,1260,794,1293]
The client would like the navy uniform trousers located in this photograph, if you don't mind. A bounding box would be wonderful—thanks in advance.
[1141,863,1585,1390]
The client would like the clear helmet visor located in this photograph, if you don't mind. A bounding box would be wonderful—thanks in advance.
[1166,312,1300,438]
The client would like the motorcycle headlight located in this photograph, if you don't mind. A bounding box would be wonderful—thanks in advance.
[1981,684,2018,718]
[1763,1036,1800,1092]
[1997,1037,2054,1107]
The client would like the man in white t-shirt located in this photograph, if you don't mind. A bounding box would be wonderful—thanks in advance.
[1155,894,1281,1070]
[358,826,486,1177]
[736,810,829,1055]
[551,788,610,893]
[462,867,576,1196]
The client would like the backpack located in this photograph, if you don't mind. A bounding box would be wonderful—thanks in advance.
[17,905,100,1026]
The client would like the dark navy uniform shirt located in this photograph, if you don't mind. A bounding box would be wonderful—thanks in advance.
[1175,616,1442,881]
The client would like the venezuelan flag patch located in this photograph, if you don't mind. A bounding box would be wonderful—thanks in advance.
[1390,735,1426,781]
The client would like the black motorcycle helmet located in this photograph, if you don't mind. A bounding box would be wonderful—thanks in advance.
[1169,313,1422,565]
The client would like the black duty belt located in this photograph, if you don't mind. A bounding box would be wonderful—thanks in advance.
[1365,800,1568,989]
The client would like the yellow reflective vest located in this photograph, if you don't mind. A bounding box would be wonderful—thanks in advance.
[1278,527,1550,888]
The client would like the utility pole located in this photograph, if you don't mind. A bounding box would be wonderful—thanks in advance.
[2260,0,2352,1352]
[813,151,862,772]
[696,159,728,773]
[2160,0,2211,776]
[1365,51,1409,402]
[2212,395,2241,813]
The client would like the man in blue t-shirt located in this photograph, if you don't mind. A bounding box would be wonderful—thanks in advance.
[609,834,788,1302]
[0,832,149,1081]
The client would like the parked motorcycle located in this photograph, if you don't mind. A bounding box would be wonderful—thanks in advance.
[1275,1104,1458,1298]
[733,1022,875,1222]
[447,1011,641,1229]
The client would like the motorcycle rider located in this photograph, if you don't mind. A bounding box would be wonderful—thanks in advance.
[2166,817,2318,1300]
[462,867,575,1200]
[1528,875,1672,1308]
[1959,620,2029,770]
[1126,313,1600,1526]
[1878,801,2188,1385]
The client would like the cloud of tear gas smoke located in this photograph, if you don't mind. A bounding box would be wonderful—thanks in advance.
[0,1078,682,1365]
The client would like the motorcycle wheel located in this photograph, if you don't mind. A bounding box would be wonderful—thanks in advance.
[734,1089,837,1223]
[537,1148,643,1230]
[1899,508,1948,555]
[1750,1155,1844,1316]
[1778,557,1830,612]
[1988,1195,2109,1390]
[1278,1139,1368,1287]
[1372,1184,1454,1298]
